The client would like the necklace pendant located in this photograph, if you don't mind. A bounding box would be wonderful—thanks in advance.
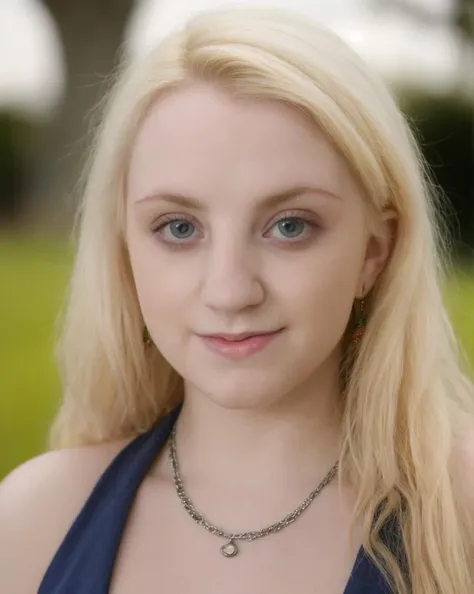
[221,539,238,558]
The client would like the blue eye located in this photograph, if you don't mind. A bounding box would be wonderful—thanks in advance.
[158,219,197,241]
[273,217,307,239]
[169,220,195,238]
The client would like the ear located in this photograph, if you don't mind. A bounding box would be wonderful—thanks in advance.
[357,208,397,298]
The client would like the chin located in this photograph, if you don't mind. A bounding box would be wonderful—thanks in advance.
[193,369,292,411]
[208,392,273,410]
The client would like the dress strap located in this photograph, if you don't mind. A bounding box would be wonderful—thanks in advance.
[38,406,181,594]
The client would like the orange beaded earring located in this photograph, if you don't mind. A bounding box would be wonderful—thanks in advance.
[143,326,153,347]
[351,289,367,345]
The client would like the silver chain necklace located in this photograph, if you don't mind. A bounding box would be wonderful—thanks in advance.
[169,424,339,558]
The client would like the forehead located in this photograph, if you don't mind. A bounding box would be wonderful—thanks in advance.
[127,83,354,203]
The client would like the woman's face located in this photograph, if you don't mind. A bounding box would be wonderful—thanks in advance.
[126,82,391,409]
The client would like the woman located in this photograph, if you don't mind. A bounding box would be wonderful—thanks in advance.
[1,6,473,593]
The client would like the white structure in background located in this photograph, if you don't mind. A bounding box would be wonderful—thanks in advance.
[0,0,64,119]
[0,0,464,120]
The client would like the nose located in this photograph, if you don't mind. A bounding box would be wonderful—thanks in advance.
[201,237,265,314]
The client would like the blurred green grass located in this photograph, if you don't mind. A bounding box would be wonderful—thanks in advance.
[444,268,474,371]
[0,233,473,480]
[0,232,73,479]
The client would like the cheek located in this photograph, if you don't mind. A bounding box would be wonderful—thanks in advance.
[276,231,364,333]
[286,232,362,296]
[127,235,194,323]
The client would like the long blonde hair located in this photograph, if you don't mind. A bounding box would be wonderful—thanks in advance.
[51,6,474,592]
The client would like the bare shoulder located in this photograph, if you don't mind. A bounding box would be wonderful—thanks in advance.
[0,438,132,594]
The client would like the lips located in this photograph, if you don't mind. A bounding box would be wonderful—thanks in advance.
[198,329,283,359]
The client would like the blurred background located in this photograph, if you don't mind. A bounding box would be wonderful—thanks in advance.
[1,0,473,479]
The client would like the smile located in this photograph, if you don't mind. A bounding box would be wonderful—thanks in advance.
[197,329,284,359]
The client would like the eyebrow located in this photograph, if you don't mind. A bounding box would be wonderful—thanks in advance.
[135,185,341,210]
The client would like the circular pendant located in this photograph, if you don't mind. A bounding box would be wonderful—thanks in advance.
[220,540,238,558]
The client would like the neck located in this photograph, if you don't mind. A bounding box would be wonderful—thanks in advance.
[172,353,343,495]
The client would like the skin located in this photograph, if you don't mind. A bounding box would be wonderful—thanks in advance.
[0,81,399,594]
[118,82,396,592]
[127,83,387,420]
[125,82,394,489]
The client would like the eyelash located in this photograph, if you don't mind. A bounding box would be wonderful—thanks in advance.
[151,210,321,246]
[264,211,320,242]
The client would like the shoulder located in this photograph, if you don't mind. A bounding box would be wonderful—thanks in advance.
[0,439,131,594]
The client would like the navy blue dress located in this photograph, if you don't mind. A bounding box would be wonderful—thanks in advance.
[38,407,393,593]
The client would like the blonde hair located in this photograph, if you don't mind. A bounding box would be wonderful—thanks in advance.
[51,6,474,593]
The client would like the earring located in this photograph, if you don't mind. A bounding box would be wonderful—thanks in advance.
[351,294,367,345]
[143,326,153,347]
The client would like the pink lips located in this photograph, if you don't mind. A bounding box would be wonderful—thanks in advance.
[198,330,283,359]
